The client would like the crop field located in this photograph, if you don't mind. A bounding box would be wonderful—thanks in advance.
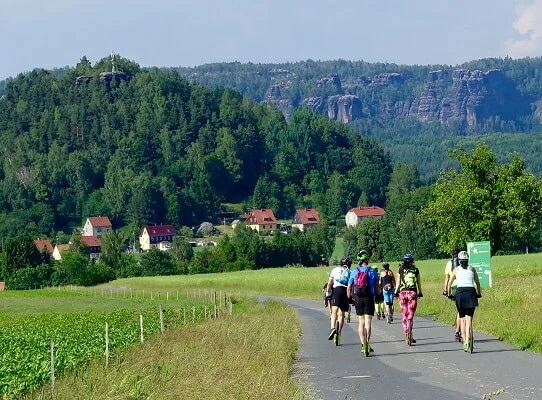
[24,301,303,400]
[104,253,542,353]
[0,289,216,397]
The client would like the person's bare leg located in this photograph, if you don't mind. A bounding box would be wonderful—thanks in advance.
[358,316,366,344]
[330,306,338,330]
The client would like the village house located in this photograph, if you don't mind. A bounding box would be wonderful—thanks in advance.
[80,236,102,261]
[33,239,54,255]
[52,244,70,261]
[345,206,385,227]
[52,237,102,261]
[82,216,112,238]
[139,225,177,251]
[245,209,277,234]
[292,208,320,232]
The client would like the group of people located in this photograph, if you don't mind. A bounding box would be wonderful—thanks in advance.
[324,248,482,355]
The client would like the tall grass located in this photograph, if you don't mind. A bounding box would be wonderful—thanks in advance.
[104,253,542,353]
[25,301,304,400]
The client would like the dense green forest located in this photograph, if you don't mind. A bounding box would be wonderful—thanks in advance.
[0,56,391,239]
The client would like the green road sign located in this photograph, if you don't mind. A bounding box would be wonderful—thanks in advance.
[467,241,492,288]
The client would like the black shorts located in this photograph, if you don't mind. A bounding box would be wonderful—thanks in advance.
[354,295,375,316]
[332,286,349,312]
[455,287,478,318]
[457,307,475,318]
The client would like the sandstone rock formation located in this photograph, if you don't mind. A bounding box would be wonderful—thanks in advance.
[327,95,363,123]
[263,67,530,127]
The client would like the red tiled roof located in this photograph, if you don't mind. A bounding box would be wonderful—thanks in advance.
[348,206,385,217]
[144,225,177,237]
[295,208,320,225]
[245,209,277,225]
[34,239,54,254]
[87,216,112,228]
[80,236,101,248]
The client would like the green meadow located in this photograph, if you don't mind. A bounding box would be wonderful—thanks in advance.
[103,253,542,353]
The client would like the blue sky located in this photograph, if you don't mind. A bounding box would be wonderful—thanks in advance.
[1,0,541,79]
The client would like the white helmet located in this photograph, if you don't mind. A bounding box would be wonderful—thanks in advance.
[458,251,469,261]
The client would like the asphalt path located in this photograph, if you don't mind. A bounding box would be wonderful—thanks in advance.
[275,298,542,400]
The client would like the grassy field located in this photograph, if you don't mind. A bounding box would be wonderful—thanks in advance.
[330,237,345,264]
[0,288,196,315]
[25,301,304,400]
[103,253,542,353]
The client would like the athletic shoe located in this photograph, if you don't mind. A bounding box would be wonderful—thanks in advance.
[464,341,470,352]
[328,328,336,340]
[334,333,341,346]
[455,331,462,342]
[346,313,351,323]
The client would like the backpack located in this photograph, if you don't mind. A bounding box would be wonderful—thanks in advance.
[401,268,417,290]
[354,267,370,297]
[335,266,350,286]
[451,257,459,270]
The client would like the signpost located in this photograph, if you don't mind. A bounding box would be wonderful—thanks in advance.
[467,241,492,288]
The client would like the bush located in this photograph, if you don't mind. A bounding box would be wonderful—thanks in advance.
[7,264,53,290]
[140,248,175,276]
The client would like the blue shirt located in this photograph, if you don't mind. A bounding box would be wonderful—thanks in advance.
[348,264,379,296]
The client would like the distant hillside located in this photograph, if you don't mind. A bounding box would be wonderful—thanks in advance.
[0,56,391,238]
[176,58,542,133]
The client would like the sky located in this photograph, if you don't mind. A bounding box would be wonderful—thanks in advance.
[1,0,541,80]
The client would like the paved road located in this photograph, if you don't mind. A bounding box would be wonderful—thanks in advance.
[278,298,542,400]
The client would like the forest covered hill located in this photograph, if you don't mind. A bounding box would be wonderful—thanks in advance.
[0,56,391,238]
[4,57,542,181]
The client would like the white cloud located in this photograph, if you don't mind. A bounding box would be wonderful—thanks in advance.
[505,0,542,57]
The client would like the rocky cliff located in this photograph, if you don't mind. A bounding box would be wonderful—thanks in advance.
[264,68,531,128]
[178,59,542,131]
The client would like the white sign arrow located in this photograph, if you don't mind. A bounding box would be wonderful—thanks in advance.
[484,269,492,288]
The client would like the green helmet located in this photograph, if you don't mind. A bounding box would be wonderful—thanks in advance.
[357,249,370,262]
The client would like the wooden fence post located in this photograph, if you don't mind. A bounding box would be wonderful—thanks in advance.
[140,315,144,343]
[105,322,109,366]
[50,340,55,397]
[159,305,165,333]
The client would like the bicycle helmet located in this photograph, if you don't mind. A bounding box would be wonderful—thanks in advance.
[458,251,469,267]
[402,253,414,267]
[340,257,352,267]
[357,249,370,262]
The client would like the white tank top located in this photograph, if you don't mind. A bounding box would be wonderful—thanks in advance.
[455,267,475,288]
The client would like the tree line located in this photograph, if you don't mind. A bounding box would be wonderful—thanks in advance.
[1,221,335,289]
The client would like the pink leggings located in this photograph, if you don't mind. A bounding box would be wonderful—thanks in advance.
[399,290,418,333]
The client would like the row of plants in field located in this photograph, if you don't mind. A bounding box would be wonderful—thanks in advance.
[0,301,217,397]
